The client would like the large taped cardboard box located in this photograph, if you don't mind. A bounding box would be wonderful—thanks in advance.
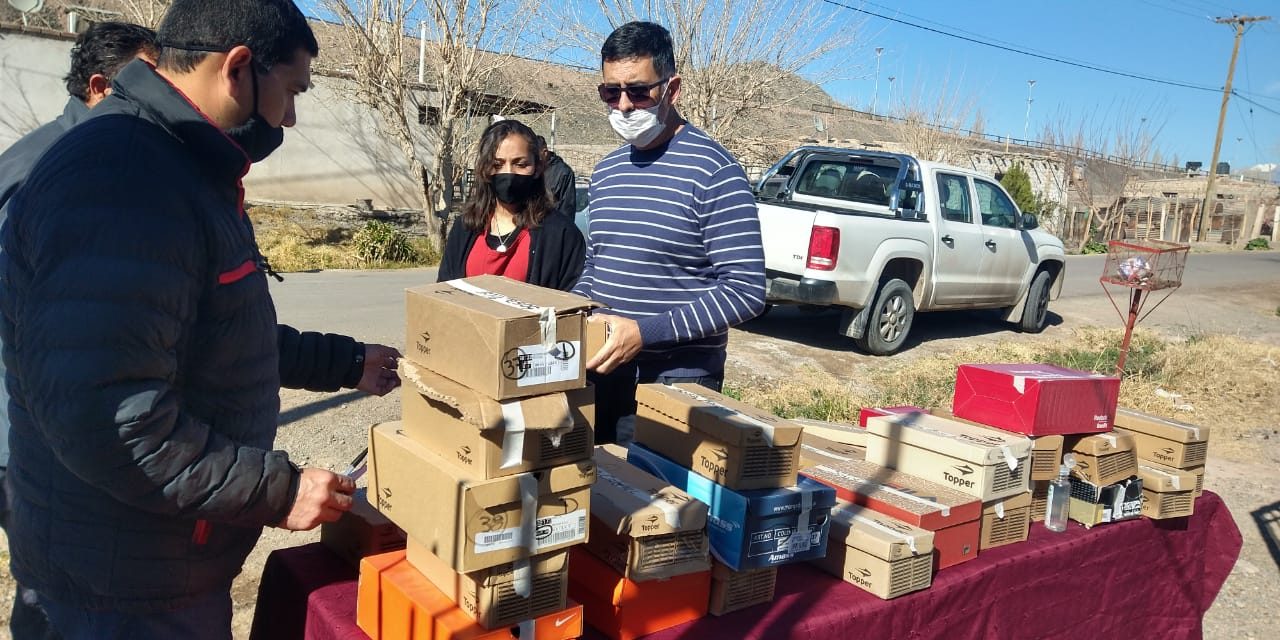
[1065,432,1138,487]
[634,383,802,491]
[1112,408,1210,468]
[708,562,777,616]
[399,360,595,479]
[934,408,1064,482]
[865,413,1032,502]
[980,492,1032,550]
[858,406,930,428]
[587,445,709,581]
[568,546,710,640]
[406,276,599,399]
[1068,477,1142,529]
[627,443,834,571]
[368,422,594,573]
[792,418,868,447]
[812,503,934,600]
[1137,464,1197,520]
[406,538,568,630]
[358,549,586,640]
[798,432,866,469]
[321,488,406,567]
[952,364,1120,436]
[800,459,981,570]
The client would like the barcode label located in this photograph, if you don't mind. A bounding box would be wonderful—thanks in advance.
[516,342,580,387]
[473,510,587,554]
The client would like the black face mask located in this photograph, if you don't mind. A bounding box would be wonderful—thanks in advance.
[492,173,538,205]
[225,63,284,163]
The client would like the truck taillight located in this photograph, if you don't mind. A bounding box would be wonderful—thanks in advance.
[807,226,840,271]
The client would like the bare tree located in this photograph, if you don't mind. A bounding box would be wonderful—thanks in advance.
[113,0,171,28]
[552,0,862,157]
[320,0,541,249]
[889,77,975,164]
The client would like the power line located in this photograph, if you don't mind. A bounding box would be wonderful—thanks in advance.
[1233,91,1280,118]
[1140,0,1212,22]
[820,0,1228,94]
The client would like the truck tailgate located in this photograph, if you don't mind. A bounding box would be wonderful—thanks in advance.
[758,202,817,276]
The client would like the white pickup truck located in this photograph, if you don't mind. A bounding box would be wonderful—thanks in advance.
[755,146,1066,355]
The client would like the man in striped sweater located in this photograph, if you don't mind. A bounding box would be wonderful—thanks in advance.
[575,21,766,444]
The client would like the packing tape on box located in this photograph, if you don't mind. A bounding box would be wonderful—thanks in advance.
[1118,409,1202,440]
[1139,464,1182,490]
[786,488,813,554]
[802,443,852,462]
[499,401,528,470]
[1000,445,1018,471]
[1101,433,1119,448]
[538,307,556,352]
[830,506,920,554]
[596,467,682,528]
[814,465,951,517]
[444,279,558,353]
[514,474,539,597]
[994,501,1006,519]
[664,385,777,447]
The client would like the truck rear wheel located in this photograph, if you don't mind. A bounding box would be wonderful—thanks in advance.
[855,278,914,355]
[1018,270,1052,333]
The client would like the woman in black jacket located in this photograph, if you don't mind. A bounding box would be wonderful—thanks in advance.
[437,119,585,291]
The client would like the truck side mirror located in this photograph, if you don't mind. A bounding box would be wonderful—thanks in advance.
[1021,213,1038,229]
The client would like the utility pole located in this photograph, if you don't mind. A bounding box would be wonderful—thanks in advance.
[1199,15,1270,242]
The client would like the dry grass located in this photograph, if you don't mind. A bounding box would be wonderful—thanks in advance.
[249,205,440,272]
[726,328,1280,456]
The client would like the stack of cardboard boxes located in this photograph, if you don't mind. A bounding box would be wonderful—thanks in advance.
[1114,408,1209,520]
[625,383,836,615]
[358,276,602,640]
[569,445,712,640]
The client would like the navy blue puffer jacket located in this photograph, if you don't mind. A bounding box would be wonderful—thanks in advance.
[1,60,306,612]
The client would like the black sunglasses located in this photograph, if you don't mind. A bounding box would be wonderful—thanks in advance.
[597,78,670,106]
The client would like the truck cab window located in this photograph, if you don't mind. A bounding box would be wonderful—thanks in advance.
[936,174,972,223]
[975,180,1018,229]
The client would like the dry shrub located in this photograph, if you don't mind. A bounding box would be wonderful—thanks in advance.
[257,232,358,272]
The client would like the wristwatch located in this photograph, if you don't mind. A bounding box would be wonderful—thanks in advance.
[345,346,366,388]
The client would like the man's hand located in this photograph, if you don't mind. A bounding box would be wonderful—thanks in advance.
[277,468,356,531]
[357,343,402,396]
[586,314,642,375]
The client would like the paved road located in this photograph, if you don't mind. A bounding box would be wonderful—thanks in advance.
[270,252,1280,346]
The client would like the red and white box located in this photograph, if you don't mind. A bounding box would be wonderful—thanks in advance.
[952,364,1120,436]
[858,406,929,428]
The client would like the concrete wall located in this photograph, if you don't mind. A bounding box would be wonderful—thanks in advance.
[0,30,422,209]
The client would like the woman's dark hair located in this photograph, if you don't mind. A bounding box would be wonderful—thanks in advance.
[462,120,553,233]
[601,21,676,78]
[156,0,318,72]
[64,22,159,102]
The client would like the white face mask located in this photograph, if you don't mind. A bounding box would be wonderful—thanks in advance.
[607,83,669,148]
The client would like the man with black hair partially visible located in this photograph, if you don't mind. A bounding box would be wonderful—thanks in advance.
[0,2,396,637]
[536,134,577,220]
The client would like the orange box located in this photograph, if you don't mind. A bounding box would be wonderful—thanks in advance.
[357,549,585,640]
[568,546,710,640]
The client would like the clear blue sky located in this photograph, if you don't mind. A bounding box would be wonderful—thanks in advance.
[825,0,1280,173]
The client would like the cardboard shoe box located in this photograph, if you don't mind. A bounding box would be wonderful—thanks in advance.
[321,487,407,567]
[626,443,835,572]
[1065,432,1138,487]
[1068,476,1142,529]
[952,364,1120,436]
[368,422,594,573]
[1137,464,1197,519]
[407,538,569,630]
[979,493,1032,550]
[798,432,866,469]
[634,383,803,491]
[358,550,585,640]
[406,275,599,399]
[708,561,777,616]
[568,546,710,640]
[812,503,935,600]
[1112,408,1210,468]
[933,408,1064,482]
[865,413,1032,502]
[588,445,710,581]
[800,459,981,570]
[400,360,594,478]
[792,419,868,448]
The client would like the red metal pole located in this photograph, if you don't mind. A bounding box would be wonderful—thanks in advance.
[1116,288,1144,376]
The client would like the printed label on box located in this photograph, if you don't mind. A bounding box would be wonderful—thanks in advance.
[474,511,587,553]
[507,341,581,387]
[747,525,818,559]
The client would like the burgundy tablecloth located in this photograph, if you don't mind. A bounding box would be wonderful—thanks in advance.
[249,491,1241,640]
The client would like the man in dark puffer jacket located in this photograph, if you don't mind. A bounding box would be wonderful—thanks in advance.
[0,1,385,636]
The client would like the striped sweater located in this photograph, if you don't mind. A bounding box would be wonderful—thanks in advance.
[572,124,765,377]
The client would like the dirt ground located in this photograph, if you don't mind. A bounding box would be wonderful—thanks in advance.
[0,273,1276,639]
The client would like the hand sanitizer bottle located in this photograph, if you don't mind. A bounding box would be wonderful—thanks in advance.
[1045,453,1075,533]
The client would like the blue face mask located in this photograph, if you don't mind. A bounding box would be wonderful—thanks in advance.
[225,61,284,163]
